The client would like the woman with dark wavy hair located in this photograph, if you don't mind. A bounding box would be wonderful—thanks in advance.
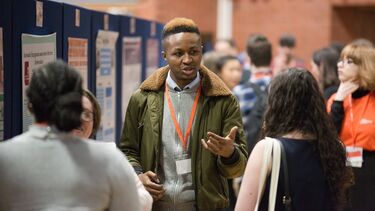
[0,60,140,211]
[236,68,352,211]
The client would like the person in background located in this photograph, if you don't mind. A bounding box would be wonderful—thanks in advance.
[236,68,352,211]
[327,44,375,211]
[72,89,153,211]
[329,41,345,56]
[215,55,243,91]
[351,38,373,48]
[233,33,272,153]
[120,17,248,211]
[72,89,101,139]
[311,47,340,100]
[214,38,238,56]
[202,50,221,73]
[212,54,243,211]
[0,60,140,211]
[272,33,305,75]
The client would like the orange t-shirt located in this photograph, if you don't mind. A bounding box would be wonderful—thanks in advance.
[327,91,375,151]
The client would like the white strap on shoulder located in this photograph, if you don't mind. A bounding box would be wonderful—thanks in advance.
[268,137,281,211]
[254,137,273,211]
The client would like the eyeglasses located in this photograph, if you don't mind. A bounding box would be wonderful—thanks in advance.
[337,58,355,66]
[81,110,94,122]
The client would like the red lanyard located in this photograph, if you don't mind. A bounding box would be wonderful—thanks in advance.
[348,94,370,146]
[252,71,272,80]
[165,82,201,151]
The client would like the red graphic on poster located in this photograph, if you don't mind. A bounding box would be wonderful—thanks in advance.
[24,61,30,85]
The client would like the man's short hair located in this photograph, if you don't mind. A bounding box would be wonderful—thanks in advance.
[162,17,200,40]
[279,34,296,48]
[246,34,272,67]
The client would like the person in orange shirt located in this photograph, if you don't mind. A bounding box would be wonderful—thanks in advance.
[327,44,375,211]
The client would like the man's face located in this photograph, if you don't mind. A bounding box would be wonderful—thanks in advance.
[163,32,202,87]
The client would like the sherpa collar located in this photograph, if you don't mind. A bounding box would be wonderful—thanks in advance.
[139,65,232,97]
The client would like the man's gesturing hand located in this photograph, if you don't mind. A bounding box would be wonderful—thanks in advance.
[201,126,238,158]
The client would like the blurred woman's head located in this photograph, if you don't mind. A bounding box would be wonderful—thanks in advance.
[311,47,340,90]
[215,55,243,90]
[339,44,375,90]
[72,89,101,139]
[26,60,83,132]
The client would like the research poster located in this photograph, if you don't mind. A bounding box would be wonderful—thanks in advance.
[21,33,57,132]
[95,30,119,142]
[146,38,159,78]
[122,37,142,120]
[68,37,88,88]
[0,28,3,140]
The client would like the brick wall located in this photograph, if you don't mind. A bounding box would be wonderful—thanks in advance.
[83,0,375,68]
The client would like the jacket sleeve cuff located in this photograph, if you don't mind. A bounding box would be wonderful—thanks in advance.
[220,147,240,165]
[133,166,144,175]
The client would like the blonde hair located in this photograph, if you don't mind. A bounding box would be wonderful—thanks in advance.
[162,17,200,39]
[341,44,375,90]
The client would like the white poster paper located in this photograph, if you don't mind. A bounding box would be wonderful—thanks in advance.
[0,28,4,140]
[95,30,119,143]
[146,38,159,78]
[22,33,57,132]
[68,37,88,88]
[122,37,142,120]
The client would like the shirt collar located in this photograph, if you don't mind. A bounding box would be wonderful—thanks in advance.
[166,70,201,91]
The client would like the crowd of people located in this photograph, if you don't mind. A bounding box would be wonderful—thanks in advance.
[0,17,374,211]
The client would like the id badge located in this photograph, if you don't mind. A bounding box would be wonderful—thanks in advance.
[176,158,192,175]
[346,146,363,168]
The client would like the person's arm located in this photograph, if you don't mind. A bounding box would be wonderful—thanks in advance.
[118,91,144,174]
[329,100,345,133]
[108,149,141,211]
[235,139,267,211]
[327,81,359,133]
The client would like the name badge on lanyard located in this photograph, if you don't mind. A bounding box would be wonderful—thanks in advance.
[346,146,363,168]
[176,158,192,175]
[165,82,201,175]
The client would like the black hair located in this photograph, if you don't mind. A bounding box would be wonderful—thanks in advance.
[246,34,272,67]
[216,55,239,74]
[279,34,296,48]
[312,47,340,90]
[26,60,83,132]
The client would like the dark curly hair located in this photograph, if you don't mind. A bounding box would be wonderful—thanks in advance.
[26,60,83,132]
[261,68,352,210]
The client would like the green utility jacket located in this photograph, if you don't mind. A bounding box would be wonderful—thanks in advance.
[119,65,248,210]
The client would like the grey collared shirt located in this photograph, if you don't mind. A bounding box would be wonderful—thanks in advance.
[156,70,201,209]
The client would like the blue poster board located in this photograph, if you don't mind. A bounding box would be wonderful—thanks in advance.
[62,3,91,90]
[136,18,150,81]
[91,10,121,143]
[0,0,12,140]
[11,0,62,137]
[157,22,167,67]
